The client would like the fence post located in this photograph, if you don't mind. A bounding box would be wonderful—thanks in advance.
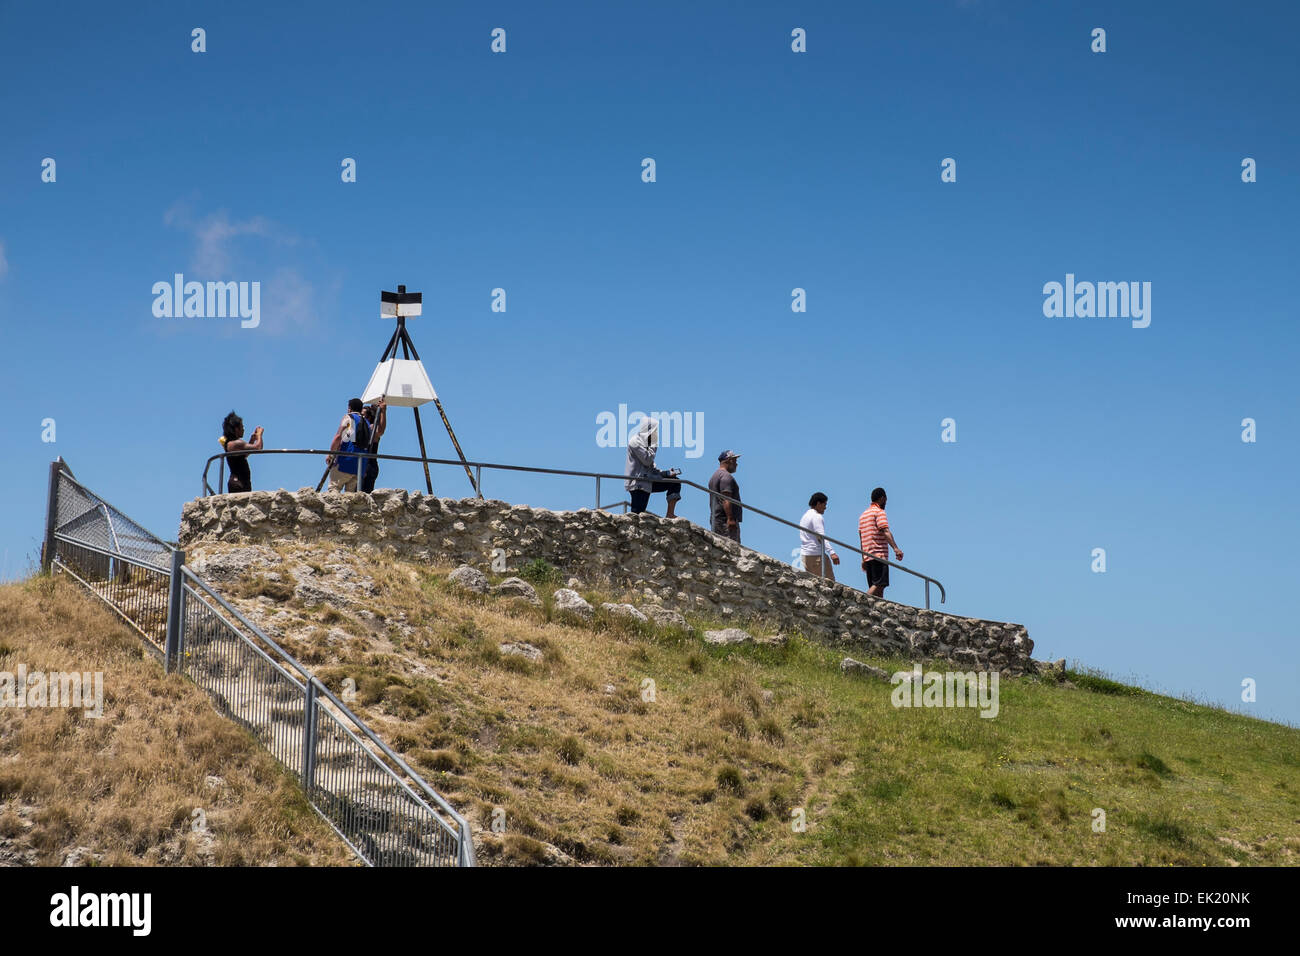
[164,549,186,673]
[302,679,318,792]
[41,458,63,572]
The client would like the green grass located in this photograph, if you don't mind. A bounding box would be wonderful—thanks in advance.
[518,558,563,588]
[791,656,1300,865]
[624,625,1300,865]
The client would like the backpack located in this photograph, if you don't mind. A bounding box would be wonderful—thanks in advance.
[340,412,371,458]
[354,412,371,451]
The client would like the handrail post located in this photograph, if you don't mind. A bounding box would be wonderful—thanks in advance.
[302,679,319,792]
[595,476,600,510]
[163,549,186,673]
[460,823,476,867]
[924,580,931,610]
[475,466,481,497]
[41,458,62,572]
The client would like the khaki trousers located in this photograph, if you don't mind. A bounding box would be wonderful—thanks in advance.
[328,467,358,492]
[803,554,836,581]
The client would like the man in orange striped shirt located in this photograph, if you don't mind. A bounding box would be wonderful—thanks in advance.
[858,487,903,598]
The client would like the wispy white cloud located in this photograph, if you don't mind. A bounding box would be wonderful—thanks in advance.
[164,202,276,275]
[162,201,323,334]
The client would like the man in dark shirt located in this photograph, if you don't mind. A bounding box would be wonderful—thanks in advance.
[708,450,743,543]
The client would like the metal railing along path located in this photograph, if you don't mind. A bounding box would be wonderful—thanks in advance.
[202,448,947,608]
[52,535,172,656]
[41,457,475,867]
[178,569,472,866]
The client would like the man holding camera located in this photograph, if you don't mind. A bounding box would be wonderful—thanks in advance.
[624,416,683,517]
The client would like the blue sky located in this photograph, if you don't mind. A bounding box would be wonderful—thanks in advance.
[2,1,1297,726]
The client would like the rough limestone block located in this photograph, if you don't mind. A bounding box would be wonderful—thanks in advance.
[448,565,489,594]
[601,603,648,623]
[493,577,541,605]
[840,658,892,681]
[704,628,752,646]
[644,606,688,629]
[553,588,593,619]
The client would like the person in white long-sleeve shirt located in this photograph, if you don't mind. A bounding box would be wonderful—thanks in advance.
[799,492,840,580]
[624,417,682,517]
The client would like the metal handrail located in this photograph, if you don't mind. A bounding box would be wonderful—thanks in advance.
[202,448,946,607]
[50,533,171,653]
[51,533,169,571]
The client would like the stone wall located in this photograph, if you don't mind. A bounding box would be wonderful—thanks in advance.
[178,489,1034,674]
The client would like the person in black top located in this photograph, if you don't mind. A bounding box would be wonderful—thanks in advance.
[220,411,263,493]
[708,449,743,543]
[360,399,387,493]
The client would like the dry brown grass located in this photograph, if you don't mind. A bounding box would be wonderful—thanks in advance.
[208,543,867,866]
[0,575,355,866]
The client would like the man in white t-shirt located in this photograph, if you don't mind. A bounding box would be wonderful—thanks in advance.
[799,492,840,580]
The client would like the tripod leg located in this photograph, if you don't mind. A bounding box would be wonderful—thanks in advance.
[399,322,480,497]
[433,397,481,498]
[412,407,435,495]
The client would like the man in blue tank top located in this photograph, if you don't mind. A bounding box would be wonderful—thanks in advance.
[326,398,369,492]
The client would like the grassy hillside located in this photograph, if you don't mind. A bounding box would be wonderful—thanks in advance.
[0,576,355,866]
[197,541,1300,867]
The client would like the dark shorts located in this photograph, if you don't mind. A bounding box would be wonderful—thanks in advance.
[361,457,379,493]
[864,558,889,590]
[711,516,741,543]
[629,480,682,513]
